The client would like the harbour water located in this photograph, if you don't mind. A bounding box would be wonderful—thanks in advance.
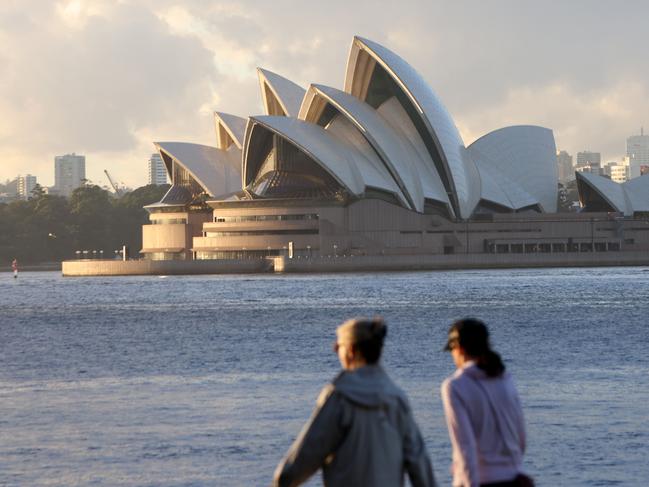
[1,268,648,486]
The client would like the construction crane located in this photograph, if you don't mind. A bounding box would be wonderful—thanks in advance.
[104,170,122,196]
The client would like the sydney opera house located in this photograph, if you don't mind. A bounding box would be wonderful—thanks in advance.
[140,36,649,263]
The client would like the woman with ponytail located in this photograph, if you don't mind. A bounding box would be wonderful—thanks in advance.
[273,317,437,487]
[441,319,531,487]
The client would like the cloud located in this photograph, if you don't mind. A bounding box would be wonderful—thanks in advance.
[2,0,649,187]
[0,0,216,186]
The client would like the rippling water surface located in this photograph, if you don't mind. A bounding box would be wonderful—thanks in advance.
[1,268,648,486]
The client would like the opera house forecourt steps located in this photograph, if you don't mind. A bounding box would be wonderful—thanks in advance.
[62,36,649,276]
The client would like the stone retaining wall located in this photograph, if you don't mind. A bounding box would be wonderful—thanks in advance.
[272,251,649,273]
[62,259,272,276]
[62,251,649,276]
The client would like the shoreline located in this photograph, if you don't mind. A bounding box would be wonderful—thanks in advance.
[60,252,649,276]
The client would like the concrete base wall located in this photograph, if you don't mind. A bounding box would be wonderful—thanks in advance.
[62,251,649,276]
[62,259,272,276]
[272,252,649,273]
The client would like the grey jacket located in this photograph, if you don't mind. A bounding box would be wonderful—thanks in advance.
[273,365,437,487]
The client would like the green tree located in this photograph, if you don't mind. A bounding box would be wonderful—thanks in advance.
[69,185,116,253]
[0,183,170,264]
[30,184,45,200]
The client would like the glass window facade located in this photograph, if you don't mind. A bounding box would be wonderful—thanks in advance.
[204,229,318,237]
[214,214,319,223]
[151,218,187,225]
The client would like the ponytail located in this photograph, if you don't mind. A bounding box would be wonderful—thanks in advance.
[476,350,505,377]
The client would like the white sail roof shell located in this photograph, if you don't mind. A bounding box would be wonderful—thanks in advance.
[257,68,305,117]
[578,172,649,215]
[468,126,558,212]
[476,163,538,210]
[244,116,363,194]
[243,116,413,202]
[623,175,649,213]
[376,97,453,214]
[345,36,480,218]
[299,84,450,213]
[577,172,631,215]
[156,35,563,220]
[154,142,241,197]
[324,114,409,206]
[214,112,247,149]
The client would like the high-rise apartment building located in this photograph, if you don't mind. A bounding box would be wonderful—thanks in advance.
[556,150,574,182]
[576,151,602,175]
[603,162,628,183]
[148,153,168,185]
[54,153,86,197]
[626,128,649,179]
[17,174,37,200]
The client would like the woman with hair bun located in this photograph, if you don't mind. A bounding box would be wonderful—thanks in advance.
[441,318,531,487]
[273,317,437,487]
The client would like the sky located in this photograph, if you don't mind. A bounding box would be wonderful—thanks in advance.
[1,0,648,189]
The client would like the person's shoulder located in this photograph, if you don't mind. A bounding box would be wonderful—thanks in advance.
[316,371,346,406]
[440,367,470,396]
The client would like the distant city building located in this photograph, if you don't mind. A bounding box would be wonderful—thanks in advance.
[556,150,574,182]
[576,151,602,175]
[55,153,86,197]
[4,178,18,197]
[626,128,649,179]
[603,162,628,183]
[17,174,37,200]
[576,151,601,166]
[148,153,168,185]
[0,178,18,203]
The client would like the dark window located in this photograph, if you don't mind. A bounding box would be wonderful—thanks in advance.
[248,131,344,199]
[552,243,566,253]
[317,103,339,127]
[205,229,319,237]
[496,244,510,254]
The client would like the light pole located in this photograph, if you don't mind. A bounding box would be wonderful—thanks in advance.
[306,245,311,258]
[47,233,57,262]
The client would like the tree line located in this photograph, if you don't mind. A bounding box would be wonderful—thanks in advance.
[0,184,169,265]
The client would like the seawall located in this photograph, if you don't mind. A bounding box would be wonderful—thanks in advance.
[273,251,649,272]
[61,251,649,276]
[62,259,272,276]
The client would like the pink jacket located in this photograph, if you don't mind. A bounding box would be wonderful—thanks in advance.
[441,362,526,487]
